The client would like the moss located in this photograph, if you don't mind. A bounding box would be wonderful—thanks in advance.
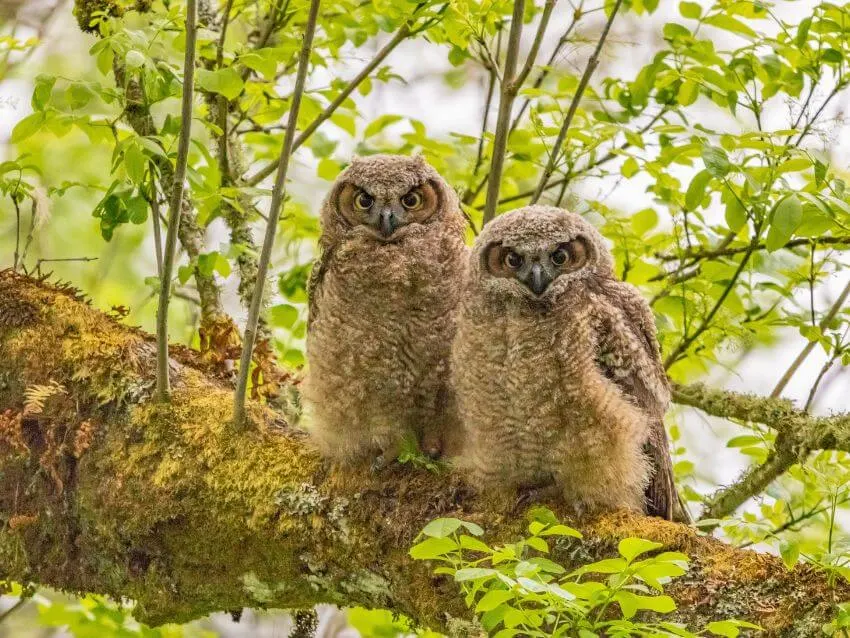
[2,271,850,635]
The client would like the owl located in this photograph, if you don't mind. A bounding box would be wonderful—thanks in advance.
[303,154,468,465]
[451,205,684,521]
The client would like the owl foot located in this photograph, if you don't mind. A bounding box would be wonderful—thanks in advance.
[513,482,561,513]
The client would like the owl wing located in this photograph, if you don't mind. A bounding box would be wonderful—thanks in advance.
[595,282,688,523]
[307,244,334,330]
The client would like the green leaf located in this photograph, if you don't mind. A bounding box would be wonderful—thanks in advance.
[679,1,702,18]
[621,156,639,178]
[722,187,747,232]
[765,195,802,252]
[526,536,549,553]
[317,158,341,181]
[779,540,799,569]
[11,112,45,143]
[459,535,491,553]
[685,169,712,210]
[364,114,403,138]
[677,79,699,106]
[177,264,194,285]
[619,537,663,562]
[422,518,463,538]
[705,621,741,637]
[454,567,497,581]
[701,145,731,177]
[124,142,147,185]
[125,50,146,69]
[269,304,299,328]
[539,524,582,538]
[66,82,93,110]
[197,68,244,100]
[32,75,56,111]
[704,14,757,38]
[476,590,513,612]
[409,536,457,560]
[126,196,148,224]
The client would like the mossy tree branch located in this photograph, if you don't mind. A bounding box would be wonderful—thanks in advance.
[1,270,850,636]
[672,383,850,521]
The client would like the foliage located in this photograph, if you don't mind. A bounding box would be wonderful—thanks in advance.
[410,509,760,637]
[3,0,850,633]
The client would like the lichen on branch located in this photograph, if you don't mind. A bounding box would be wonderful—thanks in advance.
[0,270,848,636]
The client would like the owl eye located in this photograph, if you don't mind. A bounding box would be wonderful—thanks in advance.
[354,192,374,211]
[401,190,423,210]
[504,251,524,270]
[551,246,568,266]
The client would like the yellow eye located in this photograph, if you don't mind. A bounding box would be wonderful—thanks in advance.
[401,190,422,210]
[354,192,374,211]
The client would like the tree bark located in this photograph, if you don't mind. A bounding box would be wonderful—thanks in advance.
[0,270,847,636]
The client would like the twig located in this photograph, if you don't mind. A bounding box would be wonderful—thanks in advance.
[148,173,164,279]
[0,597,27,624]
[530,0,624,204]
[771,279,850,398]
[664,233,761,369]
[156,0,198,402]
[233,0,322,427]
[655,236,850,262]
[245,7,424,187]
[471,26,501,181]
[514,0,556,90]
[482,0,526,225]
[12,197,21,271]
[700,442,797,524]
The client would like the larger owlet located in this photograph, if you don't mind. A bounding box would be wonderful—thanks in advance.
[303,154,468,464]
[451,205,685,521]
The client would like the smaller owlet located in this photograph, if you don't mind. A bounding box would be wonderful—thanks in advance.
[452,205,684,520]
[303,154,468,465]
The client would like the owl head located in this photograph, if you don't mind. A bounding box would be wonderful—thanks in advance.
[321,154,461,243]
[472,206,614,305]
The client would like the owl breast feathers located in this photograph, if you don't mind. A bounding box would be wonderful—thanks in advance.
[303,154,468,464]
[451,205,686,521]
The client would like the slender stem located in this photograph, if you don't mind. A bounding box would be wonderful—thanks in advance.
[510,10,582,132]
[0,597,27,624]
[12,197,21,271]
[245,9,422,187]
[805,355,839,412]
[149,173,164,279]
[514,0,556,90]
[664,232,761,369]
[233,0,322,426]
[771,279,850,398]
[471,26,501,181]
[156,0,198,402]
[655,235,850,262]
[530,0,624,204]
[482,0,526,225]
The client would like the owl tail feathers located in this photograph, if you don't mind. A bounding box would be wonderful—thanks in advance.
[673,492,693,525]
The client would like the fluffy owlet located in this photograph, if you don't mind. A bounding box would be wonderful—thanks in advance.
[451,205,684,520]
[303,154,468,464]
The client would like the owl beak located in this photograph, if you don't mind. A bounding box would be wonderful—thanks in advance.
[528,262,551,296]
[378,208,397,237]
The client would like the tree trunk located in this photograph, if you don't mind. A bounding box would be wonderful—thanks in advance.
[0,270,845,636]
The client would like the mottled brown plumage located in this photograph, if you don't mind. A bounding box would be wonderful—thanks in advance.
[304,155,468,464]
[452,205,685,520]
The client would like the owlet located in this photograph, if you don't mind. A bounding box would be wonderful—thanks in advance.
[451,205,684,520]
[303,155,468,465]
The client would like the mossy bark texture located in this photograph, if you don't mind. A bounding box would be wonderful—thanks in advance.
[0,271,847,636]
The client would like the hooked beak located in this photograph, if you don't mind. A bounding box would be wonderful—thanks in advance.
[527,262,551,296]
[378,208,397,237]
